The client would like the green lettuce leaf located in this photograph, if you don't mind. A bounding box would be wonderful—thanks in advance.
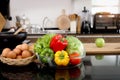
[34,33,55,54]
[66,36,85,57]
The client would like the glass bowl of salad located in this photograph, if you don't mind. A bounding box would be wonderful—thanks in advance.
[34,33,86,69]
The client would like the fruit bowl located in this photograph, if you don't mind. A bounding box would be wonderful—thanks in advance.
[34,33,86,69]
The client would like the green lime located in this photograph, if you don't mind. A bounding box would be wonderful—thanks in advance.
[95,38,105,48]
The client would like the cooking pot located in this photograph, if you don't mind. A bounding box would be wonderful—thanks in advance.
[0,32,27,52]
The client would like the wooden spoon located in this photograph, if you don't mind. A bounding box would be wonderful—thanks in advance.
[14,25,27,35]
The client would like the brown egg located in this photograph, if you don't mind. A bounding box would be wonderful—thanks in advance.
[22,50,32,58]
[7,51,17,59]
[21,43,29,51]
[16,44,22,50]
[13,48,21,55]
[16,55,22,59]
[1,48,11,57]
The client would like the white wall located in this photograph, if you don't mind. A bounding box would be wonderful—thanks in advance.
[10,0,92,28]
[9,0,120,28]
[73,0,92,15]
[10,0,72,27]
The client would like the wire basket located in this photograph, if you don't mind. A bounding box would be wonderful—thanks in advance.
[0,54,36,66]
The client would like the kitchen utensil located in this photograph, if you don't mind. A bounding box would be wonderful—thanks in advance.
[76,16,81,34]
[14,25,27,35]
[81,7,91,34]
[0,12,6,32]
[56,9,70,30]
[16,16,21,28]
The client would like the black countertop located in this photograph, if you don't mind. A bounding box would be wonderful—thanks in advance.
[0,55,120,80]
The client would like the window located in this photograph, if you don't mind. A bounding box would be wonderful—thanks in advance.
[92,0,119,14]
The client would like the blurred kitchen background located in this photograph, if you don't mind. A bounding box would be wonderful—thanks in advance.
[1,0,118,34]
[1,0,120,66]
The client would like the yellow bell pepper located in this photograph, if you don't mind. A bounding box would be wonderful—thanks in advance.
[54,50,69,66]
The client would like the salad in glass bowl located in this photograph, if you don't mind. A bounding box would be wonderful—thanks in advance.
[34,33,86,69]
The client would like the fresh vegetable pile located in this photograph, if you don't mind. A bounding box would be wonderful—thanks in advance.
[34,33,85,66]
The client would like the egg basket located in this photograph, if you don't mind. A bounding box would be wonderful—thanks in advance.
[0,54,36,66]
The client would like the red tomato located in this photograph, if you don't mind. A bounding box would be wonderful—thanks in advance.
[69,53,81,65]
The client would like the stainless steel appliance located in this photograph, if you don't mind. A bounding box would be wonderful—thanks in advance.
[81,7,91,34]
[93,13,119,33]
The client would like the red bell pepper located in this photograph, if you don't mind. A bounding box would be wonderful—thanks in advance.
[50,34,68,52]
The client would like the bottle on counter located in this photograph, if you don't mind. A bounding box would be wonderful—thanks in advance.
[81,7,91,34]
[69,14,77,33]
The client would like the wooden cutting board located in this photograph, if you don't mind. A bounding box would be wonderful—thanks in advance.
[84,43,120,55]
[0,12,6,32]
[56,9,70,30]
